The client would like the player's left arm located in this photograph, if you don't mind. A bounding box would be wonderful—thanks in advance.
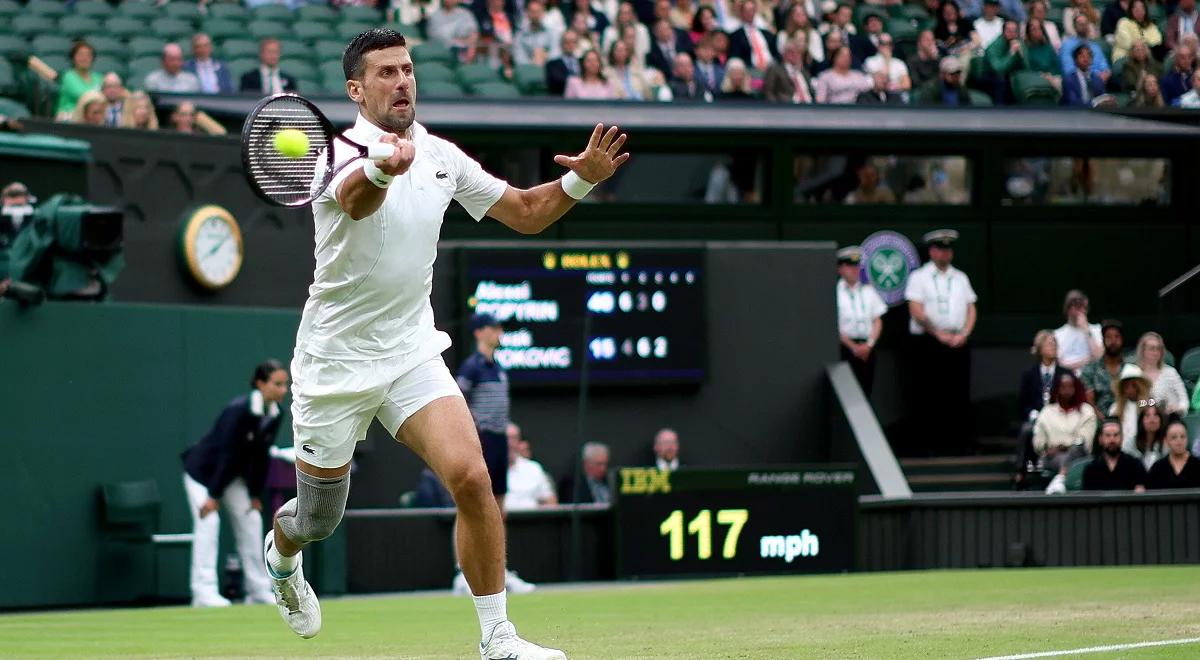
[486,124,629,235]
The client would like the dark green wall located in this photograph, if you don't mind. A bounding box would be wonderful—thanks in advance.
[0,302,300,609]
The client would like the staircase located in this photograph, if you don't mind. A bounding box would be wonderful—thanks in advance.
[900,436,1018,492]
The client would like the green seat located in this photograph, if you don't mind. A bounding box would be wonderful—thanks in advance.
[37,54,70,73]
[100,479,193,600]
[320,75,348,95]
[292,22,331,44]
[472,81,521,98]
[513,63,547,94]
[898,4,930,21]
[104,17,148,40]
[1063,457,1091,491]
[339,5,382,24]
[117,1,158,21]
[59,16,105,39]
[128,37,168,59]
[227,57,260,82]
[220,39,261,61]
[249,21,291,41]
[202,19,248,43]
[128,56,161,88]
[91,55,126,79]
[281,58,319,84]
[421,80,465,97]
[887,18,920,42]
[337,22,377,40]
[1179,347,1200,391]
[298,4,339,24]
[319,61,346,84]
[25,0,68,18]
[0,0,21,20]
[419,62,456,83]
[412,41,454,65]
[252,5,296,23]
[967,55,986,86]
[0,95,30,119]
[161,1,203,23]
[207,3,249,22]
[31,35,74,58]
[314,40,347,62]
[13,15,58,39]
[1011,69,1061,105]
[150,18,195,41]
[73,1,115,18]
[457,62,499,90]
[0,59,17,95]
[967,89,993,105]
[84,35,128,60]
[1183,413,1200,444]
[0,36,29,61]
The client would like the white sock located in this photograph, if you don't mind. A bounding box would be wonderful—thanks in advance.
[473,589,508,640]
[266,535,299,577]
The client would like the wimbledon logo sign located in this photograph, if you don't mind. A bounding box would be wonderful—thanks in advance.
[860,230,920,307]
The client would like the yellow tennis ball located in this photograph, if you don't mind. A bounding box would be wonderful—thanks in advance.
[273,128,309,158]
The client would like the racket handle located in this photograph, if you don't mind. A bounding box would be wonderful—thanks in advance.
[366,142,395,161]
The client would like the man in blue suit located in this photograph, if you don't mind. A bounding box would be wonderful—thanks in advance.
[185,33,235,95]
[1063,44,1107,106]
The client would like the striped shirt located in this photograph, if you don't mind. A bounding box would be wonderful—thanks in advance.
[456,352,510,433]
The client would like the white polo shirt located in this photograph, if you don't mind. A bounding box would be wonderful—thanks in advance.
[505,456,555,511]
[836,279,887,341]
[296,115,507,361]
[1054,322,1101,367]
[904,262,977,335]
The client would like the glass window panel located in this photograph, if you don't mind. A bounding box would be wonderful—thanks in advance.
[793,155,970,205]
[1001,157,1170,205]
[591,150,765,204]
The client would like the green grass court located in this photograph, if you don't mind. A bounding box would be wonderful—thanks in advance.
[3,567,1199,658]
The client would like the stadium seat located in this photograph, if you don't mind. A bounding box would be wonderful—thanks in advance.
[281,58,319,85]
[128,37,168,59]
[0,59,17,96]
[227,57,260,83]
[100,480,193,601]
[0,0,20,21]
[1011,70,1061,105]
[340,5,383,24]
[0,35,29,61]
[412,41,454,65]
[13,16,58,39]
[421,80,465,97]
[25,0,68,19]
[1063,457,1091,491]
[1179,347,1200,391]
[419,62,456,83]
[457,62,499,90]
[0,95,30,119]
[104,17,148,41]
[91,55,127,79]
[1183,412,1200,443]
[127,56,161,88]
[202,19,248,43]
[84,35,128,61]
[897,4,929,21]
[150,18,195,42]
[298,4,339,24]
[319,61,346,84]
[967,89,993,105]
[116,1,158,21]
[472,81,521,98]
[208,2,249,21]
[161,1,203,23]
[314,40,347,62]
[251,4,296,24]
[73,1,115,18]
[293,22,331,44]
[220,39,261,61]
[513,63,548,94]
[337,22,378,40]
[320,76,348,95]
[59,16,105,40]
[31,35,74,59]
[249,21,292,41]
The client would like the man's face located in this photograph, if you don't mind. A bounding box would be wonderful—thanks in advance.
[930,244,953,267]
[584,451,609,480]
[193,35,213,60]
[101,74,124,102]
[260,369,290,403]
[506,423,521,446]
[1074,16,1090,36]
[1178,47,1195,71]
[654,431,679,461]
[618,2,634,24]
[475,324,503,350]
[163,46,183,74]
[942,68,962,85]
[1066,298,1088,322]
[1103,327,1123,355]
[1100,424,1123,454]
[858,165,879,190]
[562,30,580,55]
[696,42,714,62]
[1075,47,1092,70]
[2,187,29,208]
[261,40,281,67]
[983,2,999,17]
[836,6,851,25]
[740,0,756,23]
[865,16,882,35]
[527,1,545,24]
[838,262,860,284]
[654,20,674,43]
[655,0,670,19]
[673,53,694,81]
[350,46,416,134]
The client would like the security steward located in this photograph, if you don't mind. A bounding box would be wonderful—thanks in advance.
[835,245,887,395]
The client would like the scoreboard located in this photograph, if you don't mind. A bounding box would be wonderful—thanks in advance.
[614,466,858,578]
[459,246,706,385]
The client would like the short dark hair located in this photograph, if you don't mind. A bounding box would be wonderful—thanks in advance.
[1101,416,1122,430]
[69,40,94,61]
[1101,319,1123,335]
[1073,43,1091,59]
[343,28,408,81]
[251,359,286,388]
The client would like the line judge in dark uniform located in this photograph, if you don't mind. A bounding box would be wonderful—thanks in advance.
[181,360,289,607]
[904,229,978,455]
[835,245,887,396]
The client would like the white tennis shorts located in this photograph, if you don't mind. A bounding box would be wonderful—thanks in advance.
[289,349,463,469]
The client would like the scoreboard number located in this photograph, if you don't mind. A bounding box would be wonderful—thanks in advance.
[659,508,749,561]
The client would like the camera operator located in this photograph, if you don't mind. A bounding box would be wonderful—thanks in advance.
[0,181,37,298]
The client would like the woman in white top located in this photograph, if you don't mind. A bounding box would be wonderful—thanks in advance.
[1136,331,1189,416]
[1108,363,1152,450]
[1035,371,1098,493]
[1127,402,1167,470]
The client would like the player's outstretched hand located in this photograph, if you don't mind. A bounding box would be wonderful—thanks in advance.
[377,132,415,177]
[554,124,630,184]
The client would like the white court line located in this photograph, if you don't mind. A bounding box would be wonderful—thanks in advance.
[977,637,1200,660]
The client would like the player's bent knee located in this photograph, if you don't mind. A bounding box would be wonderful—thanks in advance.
[275,470,349,545]
[444,462,492,502]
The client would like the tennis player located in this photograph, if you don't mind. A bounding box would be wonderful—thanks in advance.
[262,28,628,660]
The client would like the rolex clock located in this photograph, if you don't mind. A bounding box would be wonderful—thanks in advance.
[179,205,243,290]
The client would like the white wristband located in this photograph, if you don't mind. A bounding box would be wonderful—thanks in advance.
[363,160,394,188]
[560,170,596,200]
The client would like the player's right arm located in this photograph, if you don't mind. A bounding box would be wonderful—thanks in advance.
[336,133,416,221]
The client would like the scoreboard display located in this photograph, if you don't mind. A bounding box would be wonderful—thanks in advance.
[459,246,706,385]
[614,466,857,578]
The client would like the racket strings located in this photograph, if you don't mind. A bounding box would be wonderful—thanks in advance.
[244,96,333,207]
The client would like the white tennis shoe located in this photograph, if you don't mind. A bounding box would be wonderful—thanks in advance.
[505,570,537,594]
[263,531,322,639]
[480,621,566,660]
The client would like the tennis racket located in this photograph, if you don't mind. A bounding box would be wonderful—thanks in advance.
[241,93,395,208]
